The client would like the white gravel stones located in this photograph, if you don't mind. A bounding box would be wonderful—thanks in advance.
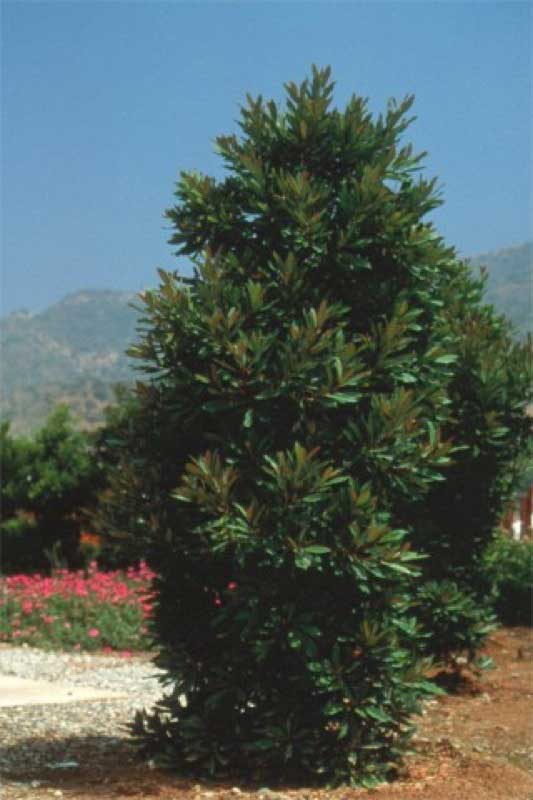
[0,646,166,779]
[0,645,164,693]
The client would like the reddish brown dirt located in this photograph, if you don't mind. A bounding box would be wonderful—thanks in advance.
[2,627,532,800]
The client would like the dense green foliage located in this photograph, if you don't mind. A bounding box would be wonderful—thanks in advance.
[414,580,496,668]
[1,406,104,572]
[400,266,530,658]
[89,386,159,568]
[483,536,533,626]
[2,392,159,573]
[412,269,529,581]
[97,66,503,785]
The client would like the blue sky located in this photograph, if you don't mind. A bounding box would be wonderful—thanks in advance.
[2,1,531,314]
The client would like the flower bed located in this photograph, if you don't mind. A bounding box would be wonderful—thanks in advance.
[0,561,156,652]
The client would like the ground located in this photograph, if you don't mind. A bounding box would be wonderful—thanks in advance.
[2,627,532,800]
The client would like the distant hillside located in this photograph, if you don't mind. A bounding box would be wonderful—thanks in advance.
[1,244,530,434]
[1,290,141,434]
[469,242,531,338]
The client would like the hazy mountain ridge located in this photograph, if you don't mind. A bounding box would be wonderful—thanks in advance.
[1,289,141,433]
[2,244,531,434]
[469,242,531,338]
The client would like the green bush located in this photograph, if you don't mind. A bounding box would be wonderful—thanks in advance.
[112,66,475,786]
[483,535,533,625]
[395,250,530,667]
[414,580,496,669]
[0,514,40,574]
[1,407,107,572]
[99,66,528,785]
[90,385,157,569]
[404,274,530,589]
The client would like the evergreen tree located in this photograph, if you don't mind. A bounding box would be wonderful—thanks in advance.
[114,66,473,785]
[406,266,530,661]
[422,266,530,581]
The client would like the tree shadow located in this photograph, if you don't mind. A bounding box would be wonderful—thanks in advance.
[432,668,483,696]
[0,733,260,797]
[1,733,144,793]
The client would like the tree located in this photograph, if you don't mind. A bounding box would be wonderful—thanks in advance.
[0,422,37,573]
[405,266,530,662]
[1,406,103,571]
[1,421,32,519]
[90,384,164,568]
[424,267,530,581]
[99,66,485,786]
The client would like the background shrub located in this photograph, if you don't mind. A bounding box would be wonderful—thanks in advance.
[404,272,530,590]
[1,386,175,574]
[90,385,162,569]
[398,269,530,665]
[414,580,496,669]
[483,535,533,626]
[1,406,112,573]
[0,514,40,575]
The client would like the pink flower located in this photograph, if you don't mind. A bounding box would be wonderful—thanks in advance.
[120,650,132,658]
[227,582,238,591]
[2,563,156,652]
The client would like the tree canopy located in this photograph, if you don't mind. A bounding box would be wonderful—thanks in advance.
[95,67,530,786]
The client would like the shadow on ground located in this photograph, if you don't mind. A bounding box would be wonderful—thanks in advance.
[0,628,532,800]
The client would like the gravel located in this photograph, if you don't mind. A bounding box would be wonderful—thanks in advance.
[0,645,164,693]
[0,646,167,780]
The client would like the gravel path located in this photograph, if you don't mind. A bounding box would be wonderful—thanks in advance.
[0,646,165,781]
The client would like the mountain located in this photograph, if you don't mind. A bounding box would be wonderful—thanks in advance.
[1,244,530,434]
[469,242,531,339]
[1,290,141,434]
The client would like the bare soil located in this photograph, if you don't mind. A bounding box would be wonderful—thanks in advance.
[2,627,532,800]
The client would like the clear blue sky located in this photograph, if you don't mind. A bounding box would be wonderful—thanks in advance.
[1,1,531,315]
